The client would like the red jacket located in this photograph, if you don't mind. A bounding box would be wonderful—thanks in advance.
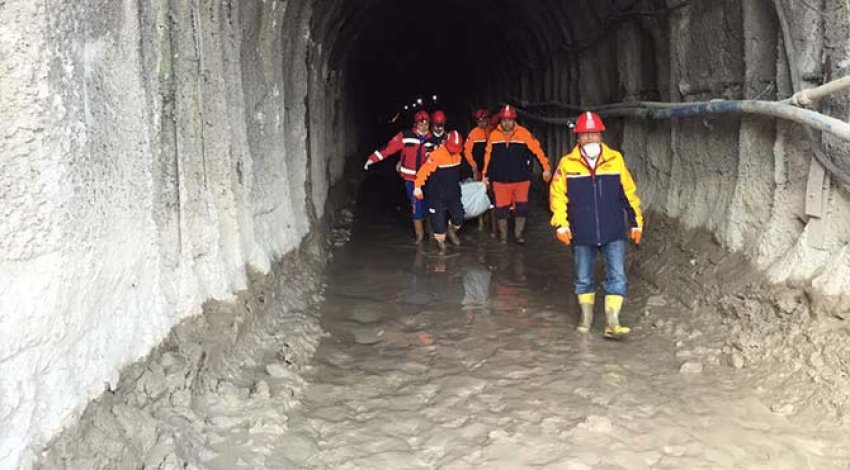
[367,129,432,181]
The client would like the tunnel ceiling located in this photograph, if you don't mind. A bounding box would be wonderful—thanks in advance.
[312,0,648,130]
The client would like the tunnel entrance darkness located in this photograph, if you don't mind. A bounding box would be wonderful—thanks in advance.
[322,0,649,151]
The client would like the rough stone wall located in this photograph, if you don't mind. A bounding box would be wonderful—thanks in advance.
[0,0,349,468]
[480,0,850,307]
[626,0,850,305]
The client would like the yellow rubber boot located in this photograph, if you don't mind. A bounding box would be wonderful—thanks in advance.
[576,293,595,333]
[603,295,631,338]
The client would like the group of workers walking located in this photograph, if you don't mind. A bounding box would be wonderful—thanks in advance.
[364,105,644,338]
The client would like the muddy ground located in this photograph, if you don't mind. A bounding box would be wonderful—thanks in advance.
[37,188,850,469]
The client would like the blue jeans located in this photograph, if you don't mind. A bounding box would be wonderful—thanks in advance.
[405,181,428,220]
[572,239,627,296]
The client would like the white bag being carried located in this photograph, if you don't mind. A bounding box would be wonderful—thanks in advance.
[460,180,491,219]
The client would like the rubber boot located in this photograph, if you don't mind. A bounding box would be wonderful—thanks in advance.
[603,295,631,338]
[413,219,425,245]
[447,225,461,246]
[497,219,509,244]
[514,217,527,245]
[434,234,447,254]
[576,293,595,333]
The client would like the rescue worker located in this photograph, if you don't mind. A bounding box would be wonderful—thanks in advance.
[423,110,448,173]
[364,110,432,243]
[482,105,552,244]
[464,108,497,236]
[429,110,447,145]
[413,130,465,253]
[549,111,644,338]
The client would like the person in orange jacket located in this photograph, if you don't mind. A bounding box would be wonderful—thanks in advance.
[414,130,465,253]
[549,111,643,338]
[464,108,497,236]
[482,105,552,244]
[364,110,432,243]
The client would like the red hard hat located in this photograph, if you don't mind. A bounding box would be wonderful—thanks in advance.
[444,130,463,153]
[573,111,606,133]
[498,105,517,119]
[473,108,490,120]
[413,110,430,124]
[432,110,446,125]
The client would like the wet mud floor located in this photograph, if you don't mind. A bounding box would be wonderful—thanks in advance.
[263,191,850,469]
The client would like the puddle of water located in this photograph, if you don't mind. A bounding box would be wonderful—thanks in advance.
[262,207,850,469]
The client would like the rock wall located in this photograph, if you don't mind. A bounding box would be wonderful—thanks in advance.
[0,0,351,468]
[478,0,850,308]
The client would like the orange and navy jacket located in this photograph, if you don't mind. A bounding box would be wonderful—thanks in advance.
[483,124,551,183]
[549,143,643,246]
[463,126,490,172]
[414,145,462,201]
[367,129,432,181]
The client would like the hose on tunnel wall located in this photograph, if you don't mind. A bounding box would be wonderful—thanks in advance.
[769,0,844,188]
[511,91,850,187]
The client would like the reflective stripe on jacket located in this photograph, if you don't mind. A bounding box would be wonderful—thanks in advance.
[549,143,643,246]
[463,127,489,170]
[415,145,462,202]
[482,124,550,183]
[368,129,432,181]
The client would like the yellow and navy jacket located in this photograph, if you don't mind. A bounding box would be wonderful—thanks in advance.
[463,126,490,171]
[483,124,551,183]
[549,143,643,246]
[415,145,462,201]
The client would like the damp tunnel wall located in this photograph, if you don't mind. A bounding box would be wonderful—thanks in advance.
[0,1,353,467]
[2,0,850,468]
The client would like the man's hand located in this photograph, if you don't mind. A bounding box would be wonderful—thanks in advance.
[542,170,552,183]
[363,160,372,171]
[556,226,572,246]
[482,176,489,187]
[413,187,424,200]
[473,169,481,181]
[630,227,642,245]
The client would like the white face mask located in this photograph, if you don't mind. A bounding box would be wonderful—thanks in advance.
[581,142,601,159]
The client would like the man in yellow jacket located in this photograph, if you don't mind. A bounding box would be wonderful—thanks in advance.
[549,112,643,338]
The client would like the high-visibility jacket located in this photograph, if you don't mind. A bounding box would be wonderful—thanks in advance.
[464,126,490,171]
[424,131,446,156]
[414,145,461,201]
[483,124,550,183]
[367,129,432,181]
[549,143,643,246]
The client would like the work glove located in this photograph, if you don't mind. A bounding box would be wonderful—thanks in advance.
[542,170,552,183]
[630,227,642,245]
[413,187,424,200]
[556,226,572,246]
[363,160,372,171]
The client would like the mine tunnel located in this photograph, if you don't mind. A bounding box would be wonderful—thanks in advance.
[3,0,850,468]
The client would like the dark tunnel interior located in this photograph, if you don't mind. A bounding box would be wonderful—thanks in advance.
[314,0,656,215]
[328,0,650,148]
